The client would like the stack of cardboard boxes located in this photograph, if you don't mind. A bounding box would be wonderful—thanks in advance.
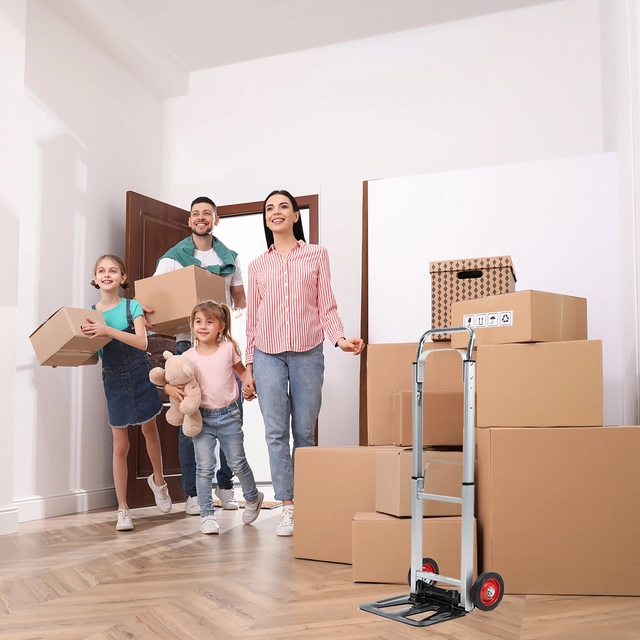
[294,255,640,596]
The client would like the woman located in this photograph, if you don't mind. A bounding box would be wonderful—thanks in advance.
[244,190,365,536]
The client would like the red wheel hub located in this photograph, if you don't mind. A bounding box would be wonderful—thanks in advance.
[480,578,501,606]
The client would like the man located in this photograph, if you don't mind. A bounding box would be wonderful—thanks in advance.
[154,196,246,515]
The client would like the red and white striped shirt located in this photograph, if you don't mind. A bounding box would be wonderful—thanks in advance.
[245,241,345,364]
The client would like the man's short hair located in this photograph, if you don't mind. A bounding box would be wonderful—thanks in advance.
[190,196,217,215]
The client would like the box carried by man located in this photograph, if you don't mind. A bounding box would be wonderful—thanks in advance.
[134,265,226,335]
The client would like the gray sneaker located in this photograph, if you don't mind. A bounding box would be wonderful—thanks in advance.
[215,486,239,510]
[200,514,220,535]
[242,491,264,525]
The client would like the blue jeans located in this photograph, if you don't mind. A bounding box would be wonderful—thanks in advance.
[253,344,324,502]
[175,340,239,497]
[193,403,259,517]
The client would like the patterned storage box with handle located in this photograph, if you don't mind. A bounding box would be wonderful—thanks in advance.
[429,255,516,340]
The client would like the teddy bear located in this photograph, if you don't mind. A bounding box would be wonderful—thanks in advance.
[149,350,202,437]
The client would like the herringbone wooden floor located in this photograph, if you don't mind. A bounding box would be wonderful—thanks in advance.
[0,502,639,640]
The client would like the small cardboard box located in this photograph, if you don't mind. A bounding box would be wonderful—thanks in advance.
[352,513,476,584]
[391,390,465,447]
[477,340,603,427]
[476,426,640,595]
[29,307,110,366]
[367,343,465,445]
[451,290,587,348]
[429,255,516,340]
[376,448,462,517]
[293,446,396,564]
[134,265,226,335]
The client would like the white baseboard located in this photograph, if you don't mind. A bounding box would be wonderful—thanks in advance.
[16,488,117,523]
[0,504,19,535]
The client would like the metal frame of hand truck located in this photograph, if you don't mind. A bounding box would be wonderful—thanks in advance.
[360,326,490,628]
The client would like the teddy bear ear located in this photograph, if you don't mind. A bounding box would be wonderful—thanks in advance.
[163,350,173,360]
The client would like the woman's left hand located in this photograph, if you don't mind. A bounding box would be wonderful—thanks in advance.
[337,337,365,355]
[81,317,111,339]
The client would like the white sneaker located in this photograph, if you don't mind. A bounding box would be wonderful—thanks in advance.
[276,505,294,536]
[200,514,220,535]
[116,509,133,531]
[242,491,264,525]
[147,474,172,513]
[215,486,239,510]
[185,495,200,515]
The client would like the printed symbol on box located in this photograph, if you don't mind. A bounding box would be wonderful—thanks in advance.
[487,313,499,326]
[499,310,513,326]
[463,314,475,328]
[475,313,487,328]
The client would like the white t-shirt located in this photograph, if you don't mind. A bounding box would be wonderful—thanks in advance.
[154,247,243,342]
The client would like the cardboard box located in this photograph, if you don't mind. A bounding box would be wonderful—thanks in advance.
[134,265,226,335]
[391,390,465,447]
[451,290,587,348]
[476,426,640,595]
[352,513,476,584]
[29,307,110,366]
[429,255,516,340]
[376,448,462,517]
[367,343,465,445]
[293,446,396,564]
[477,340,603,427]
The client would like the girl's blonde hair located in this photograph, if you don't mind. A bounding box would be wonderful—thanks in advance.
[190,300,241,355]
[91,254,130,290]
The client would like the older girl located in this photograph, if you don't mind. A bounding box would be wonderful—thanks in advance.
[83,255,172,531]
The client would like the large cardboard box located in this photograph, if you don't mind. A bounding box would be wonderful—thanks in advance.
[29,307,110,366]
[429,255,516,340]
[294,446,395,564]
[477,340,603,427]
[367,343,464,445]
[352,513,476,584]
[376,448,462,517]
[391,390,465,447]
[476,426,640,595]
[450,290,587,348]
[134,265,226,335]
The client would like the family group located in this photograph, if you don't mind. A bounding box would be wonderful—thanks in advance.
[78,190,365,536]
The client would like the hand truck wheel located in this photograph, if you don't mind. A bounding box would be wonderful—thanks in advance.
[407,557,439,587]
[471,571,504,611]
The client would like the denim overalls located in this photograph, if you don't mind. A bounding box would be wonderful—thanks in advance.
[94,299,162,428]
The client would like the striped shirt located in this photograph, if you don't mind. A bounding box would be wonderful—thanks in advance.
[245,241,345,364]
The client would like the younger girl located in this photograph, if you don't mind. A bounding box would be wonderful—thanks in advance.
[164,301,263,535]
[82,255,172,531]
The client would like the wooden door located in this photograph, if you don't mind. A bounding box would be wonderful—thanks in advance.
[124,191,190,507]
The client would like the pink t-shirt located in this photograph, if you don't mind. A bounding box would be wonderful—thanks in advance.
[183,341,241,410]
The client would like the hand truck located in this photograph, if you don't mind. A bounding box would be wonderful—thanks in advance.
[359,326,504,627]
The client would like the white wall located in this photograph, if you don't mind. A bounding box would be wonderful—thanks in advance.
[0,0,26,535]
[161,0,605,445]
[13,0,163,521]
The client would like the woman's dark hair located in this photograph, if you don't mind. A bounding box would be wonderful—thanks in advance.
[262,189,306,248]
